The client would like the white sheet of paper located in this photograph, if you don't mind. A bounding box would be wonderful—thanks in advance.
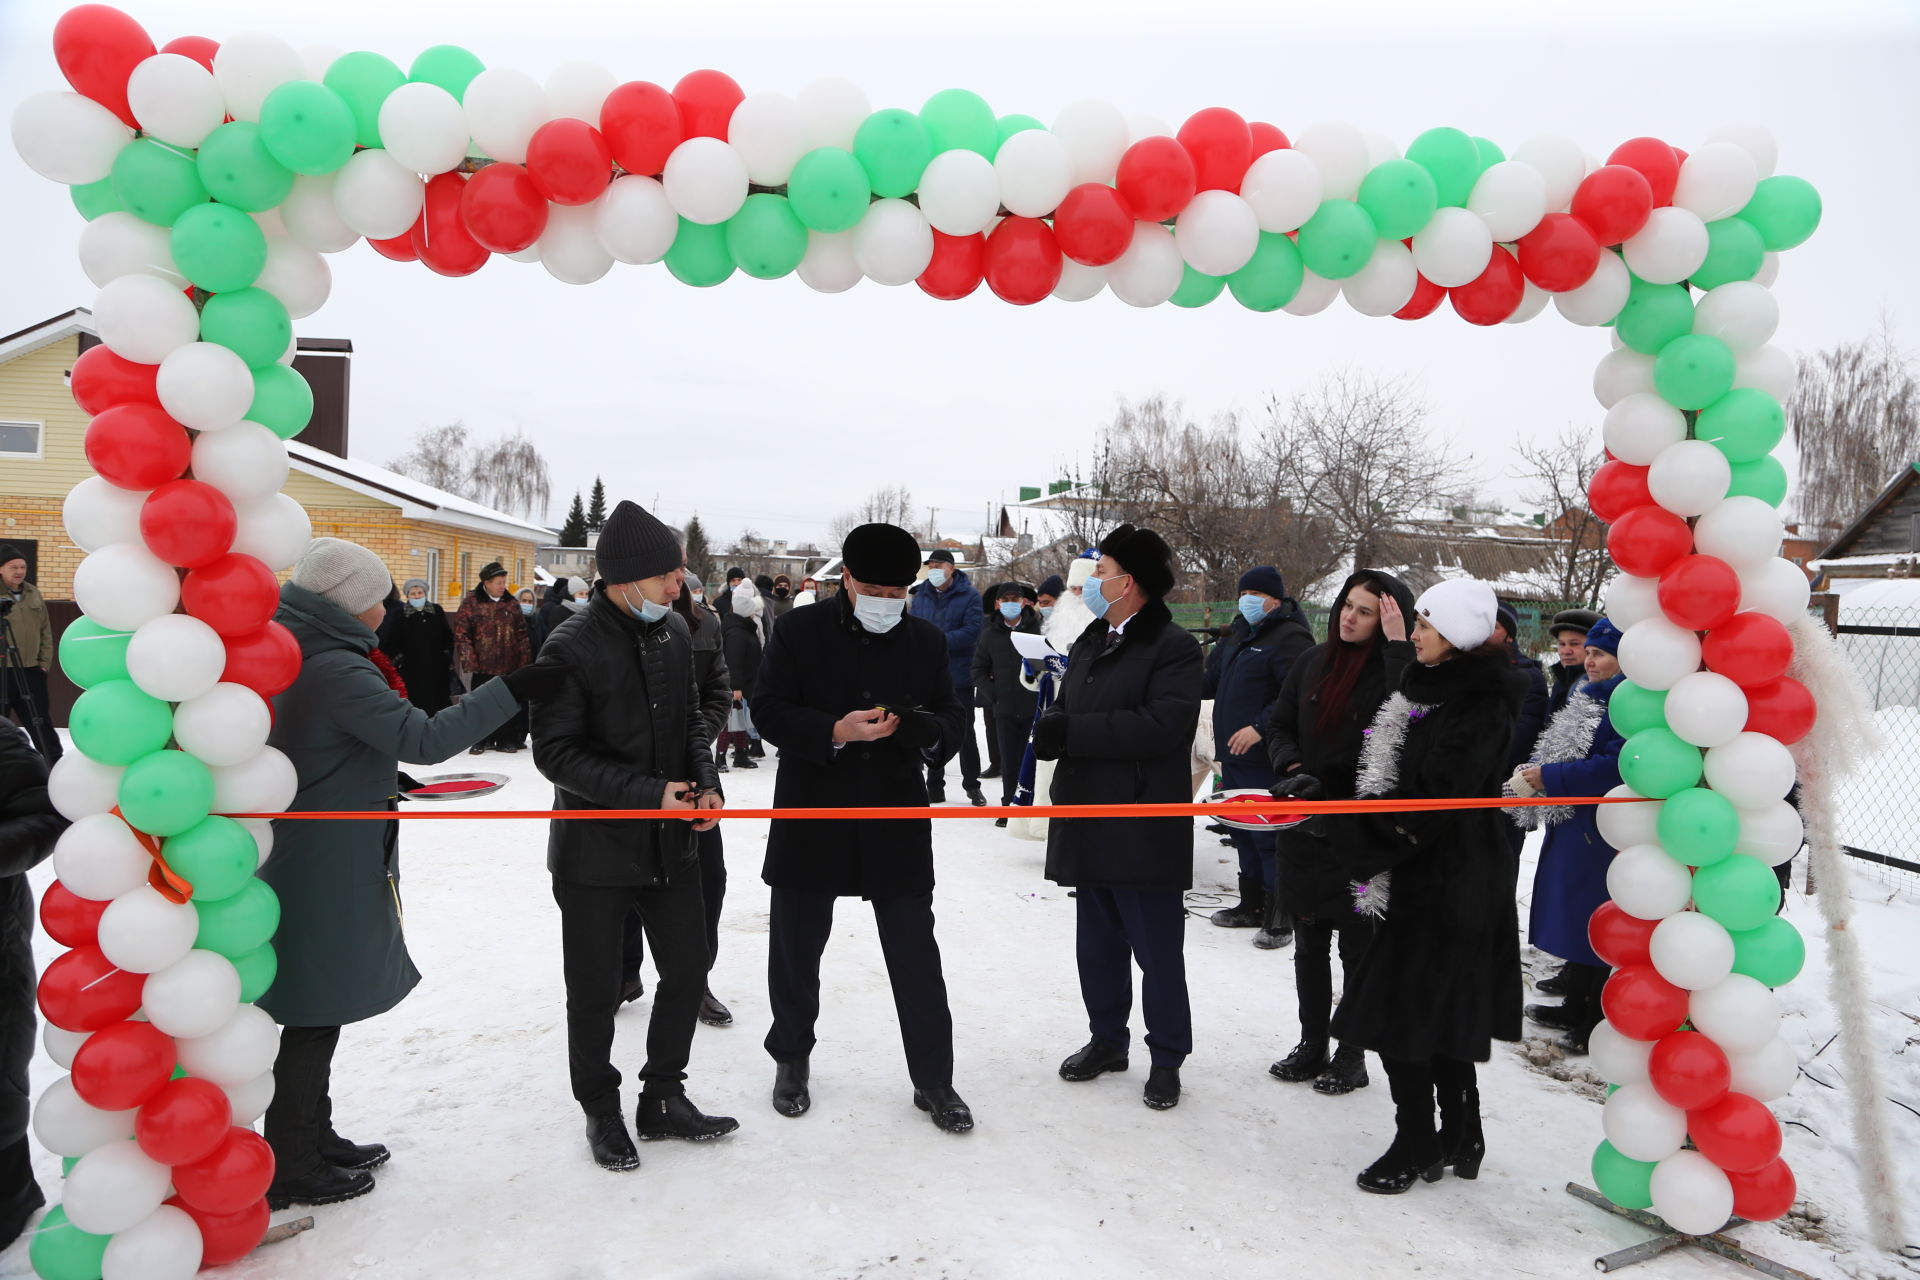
[1011,632,1058,662]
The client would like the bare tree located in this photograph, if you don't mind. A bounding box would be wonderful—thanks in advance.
[828,485,920,546]
[389,423,554,523]
[1790,320,1920,537]
[1511,424,1611,606]
[387,422,472,493]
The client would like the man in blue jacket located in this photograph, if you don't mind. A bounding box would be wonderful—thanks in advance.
[909,550,986,805]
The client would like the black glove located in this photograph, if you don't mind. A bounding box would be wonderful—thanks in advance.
[1032,712,1069,761]
[897,709,945,752]
[1271,772,1324,801]
[502,662,568,704]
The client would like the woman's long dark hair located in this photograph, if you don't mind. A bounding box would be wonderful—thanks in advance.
[1311,580,1385,738]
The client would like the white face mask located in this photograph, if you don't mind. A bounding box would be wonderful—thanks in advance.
[925,567,948,588]
[853,589,907,634]
[621,586,670,623]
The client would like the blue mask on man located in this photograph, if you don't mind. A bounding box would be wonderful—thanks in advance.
[926,567,948,588]
[621,587,670,623]
[1238,594,1268,627]
[1085,574,1127,621]
[998,601,1023,620]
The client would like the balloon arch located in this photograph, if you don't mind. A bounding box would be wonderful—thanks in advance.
[11,4,1831,1275]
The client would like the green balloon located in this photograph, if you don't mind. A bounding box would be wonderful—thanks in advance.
[194,878,282,958]
[167,816,259,903]
[1738,176,1821,251]
[1357,160,1438,241]
[1692,854,1781,931]
[1696,388,1785,463]
[1614,276,1694,355]
[1608,681,1669,738]
[29,1205,111,1280]
[1405,127,1480,207]
[1169,265,1227,308]
[1657,787,1741,866]
[1729,915,1805,987]
[1618,728,1703,799]
[1472,136,1505,173]
[170,202,269,294]
[1295,199,1376,280]
[995,113,1044,155]
[58,617,133,689]
[1653,334,1736,410]
[1592,1141,1657,1211]
[201,288,292,369]
[410,44,486,102]
[120,749,214,838]
[250,363,315,439]
[853,109,933,199]
[69,679,173,766]
[234,941,279,1003]
[786,147,872,232]
[1227,231,1305,312]
[71,175,124,220]
[112,136,209,227]
[324,51,406,149]
[1726,455,1789,507]
[919,89,997,158]
[725,194,808,280]
[664,218,735,288]
[1691,217,1766,291]
[196,121,295,213]
[258,80,358,176]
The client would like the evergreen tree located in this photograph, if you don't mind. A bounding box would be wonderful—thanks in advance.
[558,492,588,547]
[586,476,607,531]
[683,513,713,581]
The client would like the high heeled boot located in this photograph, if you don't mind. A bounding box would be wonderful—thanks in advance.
[1357,1060,1443,1195]
[1434,1073,1485,1181]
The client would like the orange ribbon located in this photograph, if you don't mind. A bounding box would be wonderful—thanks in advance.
[112,807,194,904]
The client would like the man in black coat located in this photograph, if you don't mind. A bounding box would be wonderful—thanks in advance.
[1545,608,1598,715]
[750,523,974,1134]
[1033,524,1203,1111]
[1,727,66,1249]
[971,581,1042,815]
[531,500,735,1173]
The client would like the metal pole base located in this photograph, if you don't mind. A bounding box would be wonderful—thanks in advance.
[1566,1184,1819,1279]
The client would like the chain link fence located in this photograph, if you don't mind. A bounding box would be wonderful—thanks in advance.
[1832,598,1920,898]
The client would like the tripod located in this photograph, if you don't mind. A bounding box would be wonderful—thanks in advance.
[0,601,57,763]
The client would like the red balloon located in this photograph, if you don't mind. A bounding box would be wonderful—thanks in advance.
[1394,273,1447,320]
[53,4,156,128]
[412,172,489,277]
[174,1127,275,1215]
[915,231,985,301]
[1572,165,1655,246]
[1602,963,1690,1041]
[1702,612,1794,687]
[71,344,160,415]
[1743,676,1816,744]
[167,1194,270,1266]
[38,944,146,1032]
[1516,213,1602,292]
[222,621,302,698]
[1607,138,1681,207]
[600,81,682,177]
[1589,460,1654,523]
[1658,555,1742,632]
[1177,106,1254,193]
[1726,1158,1796,1222]
[672,69,743,141]
[40,881,108,949]
[183,553,280,637]
[1248,122,1290,157]
[159,35,219,71]
[1688,1092,1783,1174]
[527,118,613,207]
[71,1019,176,1111]
[1053,183,1136,266]
[460,162,548,254]
[1450,247,1525,325]
[137,1077,234,1165]
[1591,901,1658,968]
[84,402,190,490]
[368,217,421,263]
[984,216,1064,306]
[1608,504,1694,579]
[1647,1030,1732,1111]
[1115,136,1196,223]
[140,478,237,569]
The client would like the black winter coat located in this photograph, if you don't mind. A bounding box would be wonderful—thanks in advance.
[970,608,1041,719]
[681,598,731,744]
[1265,571,1417,919]
[537,582,572,642]
[380,601,457,714]
[2,730,65,1146]
[1042,598,1204,892]
[1204,601,1314,771]
[1506,651,1551,772]
[1326,648,1526,1063]
[722,612,762,696]
[752,593,966,900]
[531,589,720,888]
[1547,659,1587,716]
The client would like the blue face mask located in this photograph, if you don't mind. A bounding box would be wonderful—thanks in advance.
[621,587,670,623]
[1085,574,1126,621]
[926,567,947,588]
[520,602,535,615]
[998,601,1023,620]
[407,597,426,610]
[1238,594,1268,627]
[1038,605,1054,619]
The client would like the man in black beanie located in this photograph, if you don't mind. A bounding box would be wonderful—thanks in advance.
[1032,523,1203,1111]
[531,499,735,1171]
[750,523,974,1134]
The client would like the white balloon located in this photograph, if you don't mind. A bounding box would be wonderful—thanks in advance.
[1410,207,1493,288]
[143,949,243,1040]
[241,817,275,867]
[282,173,360,253]
[996,128,1073,219]
[1051,100,1128,186]
[1174,191,1259,276]
[80,210,186,290]
[172,683,274,768]
[1467,161,1548,241]
[103,1204,203,1280]
[47,753,127,823]
[1362,132,1402,169]
[212,746,299,815]
[661,137,748,225]
[126,614,226,702]
[1603,393,1689,465]
[593,176,677,264]
[1605,573,1663,630]
[156,343,253,434]
[128,53,224,148]
[851,199,933,286]
[545,61,615,123]
[1556,251,1631,326]
[10,90,132,184]
[99,884,201,974]
[1291,121,1368,201]
[1673,142,1759,222]
[1738,557,1812,626]
[1753,252,1781,289]
[1647,440,1732,518]
[1727,1036,1798,1101]
[1736,801,1805,867]
[1704,733,1796,808]
[1053,259,1107,302]
[1342,239,1418,317]
[1283,268,1342,317]
[44,1023,89,1071]
[797,230,861,293]
[538,201,614,285]
[34,1077,137,1158]
[1733,344,1797,402]
[727,91,807,186]
[1594,347,1657,409]
[463,67,549,165]
[1597,785,1662,852]
[1607,844,1695,920]
[254,236,332,319]
[191,422,288,505]
[1512,134,1586,210]
[1106,223,1184,308]
[796,77,871,151]
[231,494,312,572]
[378,82,469,175]
[1692,282,1778,355]
[1651,1150,1735,1237]
[1603,1082,1688,1161]
[1649,911,1736,991]
[74,542,181,632]
[175,1004,281,1086]
[300,44,342,83]
[1617,618,1703,692]
[1664,672,1749,749]
[54,812,154,901]
[1239,148,1323,234]
[1589,1017,1654,1085]
[64,476,149,553]
[1126,114,1172,144]
[94,274,200,365]
[213,31,305,123]
[64,1140,173,1234]
[223,1069,277,1126]
[1705,124,1778,179]
[917,149,1000,236]
[1504,280,1551,324]
[1623,207,1709,285]
[333,148,426,239]
[1694,496,1783,570]
[1689,974,1782,1053]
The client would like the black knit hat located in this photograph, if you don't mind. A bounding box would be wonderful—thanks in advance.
[0,544,24,568]
[726,567,746,582]
[1097,523,1175,599]
[995,579,1036,602]
[925,548,956,565]
[478,561,507,583]
[1038,574,1066,598]
[841,523,921,588]
[1494,601,1519,642]
[597,500,682,584]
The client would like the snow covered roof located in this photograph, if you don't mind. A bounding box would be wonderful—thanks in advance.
[1835,577,1920,618]
[286,440,555,543]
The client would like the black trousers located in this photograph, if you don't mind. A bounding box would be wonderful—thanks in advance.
[470,671,526,747]
[927,693,980,790]
[1381,1054,1477,1131]
[1,876,39,1236]
[984,708,1004,773]
[553,870,709,1114]
[1075,886,1192,1068]
[993,715,1029,804]
[1293,913,1374,1044]
[621,827,726,981]
[764,887,955,1090]
[1,667,59,765]
[265,1023,343,1178]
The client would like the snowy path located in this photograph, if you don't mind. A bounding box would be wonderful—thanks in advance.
[7,735,1914,1279]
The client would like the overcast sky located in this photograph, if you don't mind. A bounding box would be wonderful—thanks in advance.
[5,0,1917,548]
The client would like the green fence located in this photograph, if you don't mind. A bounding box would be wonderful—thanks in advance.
[1174,597,1596,660]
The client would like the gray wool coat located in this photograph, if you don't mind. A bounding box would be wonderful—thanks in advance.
[259,582,518,1028]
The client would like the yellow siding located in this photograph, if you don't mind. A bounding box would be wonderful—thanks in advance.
[0,336,92,500]
[282,469,388,510]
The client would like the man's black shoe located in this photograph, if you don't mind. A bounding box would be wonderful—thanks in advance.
[773,1059,811,1117]
[585,1114,639,1172]
[1058,1039,1128,1082]
[1144,1065,1181,1110]
[913,1086,974,1134]
[635,1093,739,1142]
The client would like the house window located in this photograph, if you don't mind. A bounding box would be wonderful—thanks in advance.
[0,420,44,459]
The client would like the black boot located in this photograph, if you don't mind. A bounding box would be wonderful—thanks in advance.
[1434,1075,1486,1181]
[1209,876,1266,928]
[266,1026,374,1209]
[772,1059,811,1117]
[1557,964,1606,1054]
[636,1093,739,1142]
[1312,1045,1370,1095]
[993,816,1009,828]
[1269,1040,1328,1082]
[614,975,644,1013]
[1253,891,1294,949]
[965,783,988,807]
[980,764,1002,780]
[1524,1001,1581,1030]
[913,1086,975,1134]
[698,989,733,1027]
[926,782,947,803]
[266,1155,376,1209]
[1059,1039,1128,1081]
[585,1113,639,1171]
[732,745,758,770]
[1535,962,1572,996]
[748,740,765,758]
[1143,1065,1181,1110]
[1358,1062,1443,1194]
[715,754,731,774]
[316,1094,391,1171]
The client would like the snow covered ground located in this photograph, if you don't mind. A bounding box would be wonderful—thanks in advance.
[6,734,1917,1280]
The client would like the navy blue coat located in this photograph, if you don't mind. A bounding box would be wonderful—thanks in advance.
[909,570,985,689]
[1203,602,1314,778]
[1528,676,1625,967]
[1506,652,1550,772]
